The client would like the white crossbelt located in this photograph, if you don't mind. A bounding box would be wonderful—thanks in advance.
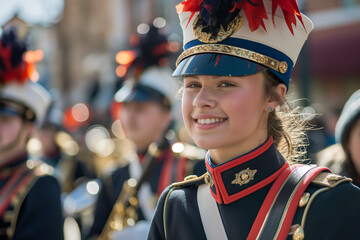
[197,184,228,240]
[129,158,155,221]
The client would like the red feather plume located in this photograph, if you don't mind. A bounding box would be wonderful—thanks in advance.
[0,42,34,85]
[176,0,306,34]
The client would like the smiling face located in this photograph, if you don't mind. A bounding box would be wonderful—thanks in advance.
[182,74,271,164]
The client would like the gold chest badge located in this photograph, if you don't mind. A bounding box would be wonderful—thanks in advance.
[231,168,257,186]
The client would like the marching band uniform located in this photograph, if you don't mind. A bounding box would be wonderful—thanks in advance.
[148,0,360,239]
[0,28,64,240]
[0,155,64,240]
[87,140,205,239]
[149,137,360,240]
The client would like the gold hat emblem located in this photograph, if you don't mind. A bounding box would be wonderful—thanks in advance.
[231,168,257,186]
[193,13,245,44]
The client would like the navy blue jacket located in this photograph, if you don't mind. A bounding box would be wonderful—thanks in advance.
[148,138,360,240]
[0,155,64,240]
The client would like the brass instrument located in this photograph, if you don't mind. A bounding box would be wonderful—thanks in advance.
[98,137,168,240]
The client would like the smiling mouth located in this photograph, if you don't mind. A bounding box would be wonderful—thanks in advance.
[195,118,226,125]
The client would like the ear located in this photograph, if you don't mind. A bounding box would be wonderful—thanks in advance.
[266,83,286,110]
[275,83,287,99]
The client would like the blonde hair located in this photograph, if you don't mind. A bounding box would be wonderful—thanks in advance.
[263,70,309,164]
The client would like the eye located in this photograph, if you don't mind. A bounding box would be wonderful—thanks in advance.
[185,82,201,88]
[218,81,235,87]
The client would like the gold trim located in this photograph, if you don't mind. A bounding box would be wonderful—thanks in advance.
[193,13,245,43]
[273,167,314,239]
[311,172,352,188]
[171,173,207,187]
[163,187,180,240]
[256,170,294,239]
[300,187,330,229]
[176,44,286,73]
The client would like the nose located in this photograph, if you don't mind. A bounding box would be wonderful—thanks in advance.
[193,87,216,109]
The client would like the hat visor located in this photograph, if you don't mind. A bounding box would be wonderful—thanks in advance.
[173,53,267,77]
[114,84,167,105]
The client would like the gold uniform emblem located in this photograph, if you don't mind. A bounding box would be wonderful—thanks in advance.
[231,168,257,186]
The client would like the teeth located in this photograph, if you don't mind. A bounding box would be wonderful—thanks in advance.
[197,118,224,124]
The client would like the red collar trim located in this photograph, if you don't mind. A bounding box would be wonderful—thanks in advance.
[205,137,288,204]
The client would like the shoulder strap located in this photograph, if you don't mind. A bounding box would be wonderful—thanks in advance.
[248,164,329,240]
[197,184,228,240]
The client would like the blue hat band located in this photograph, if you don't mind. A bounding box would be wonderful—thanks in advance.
[0,100,28,119]
[174,38,293,89]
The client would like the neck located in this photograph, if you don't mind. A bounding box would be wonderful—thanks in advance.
[208,133,268,165]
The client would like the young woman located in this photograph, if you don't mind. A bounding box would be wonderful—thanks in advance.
[148,0,360,239]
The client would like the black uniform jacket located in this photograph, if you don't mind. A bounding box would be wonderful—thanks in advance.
[148,138,360,240]
[0,154,64,240]
[86,144,206,239]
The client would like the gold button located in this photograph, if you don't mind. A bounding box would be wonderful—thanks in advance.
[278,61,288,74]
[298,192,310,207]
[204,173,214,187]
[293,225,304,240]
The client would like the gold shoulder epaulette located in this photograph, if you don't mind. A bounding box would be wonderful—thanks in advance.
[171,173,207,187]
[312,172,352,188]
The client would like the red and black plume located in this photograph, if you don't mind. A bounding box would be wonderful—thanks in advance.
[115,19,179,81]
[0,27,33,85]
[177,0,305,35]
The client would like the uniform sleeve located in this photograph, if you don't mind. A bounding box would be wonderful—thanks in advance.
[147,186,170,240]
[304,182,360,239]
[13,175,64,240]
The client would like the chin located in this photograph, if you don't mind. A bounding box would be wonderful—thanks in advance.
[193,138,221,150]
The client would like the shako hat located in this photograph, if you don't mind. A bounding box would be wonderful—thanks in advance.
[114,18,178,109]
[173,0,314,90]
[0,27,51,125]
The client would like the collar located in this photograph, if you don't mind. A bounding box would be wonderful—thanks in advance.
[205,137,289,204]
[0,153,28,179]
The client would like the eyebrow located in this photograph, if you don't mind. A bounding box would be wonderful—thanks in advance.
[184,75,224,80]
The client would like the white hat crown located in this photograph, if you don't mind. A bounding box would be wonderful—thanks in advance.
[1,81,51,125]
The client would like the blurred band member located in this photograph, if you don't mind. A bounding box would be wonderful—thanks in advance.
[85,19,205,240]
[0,28,63,240]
